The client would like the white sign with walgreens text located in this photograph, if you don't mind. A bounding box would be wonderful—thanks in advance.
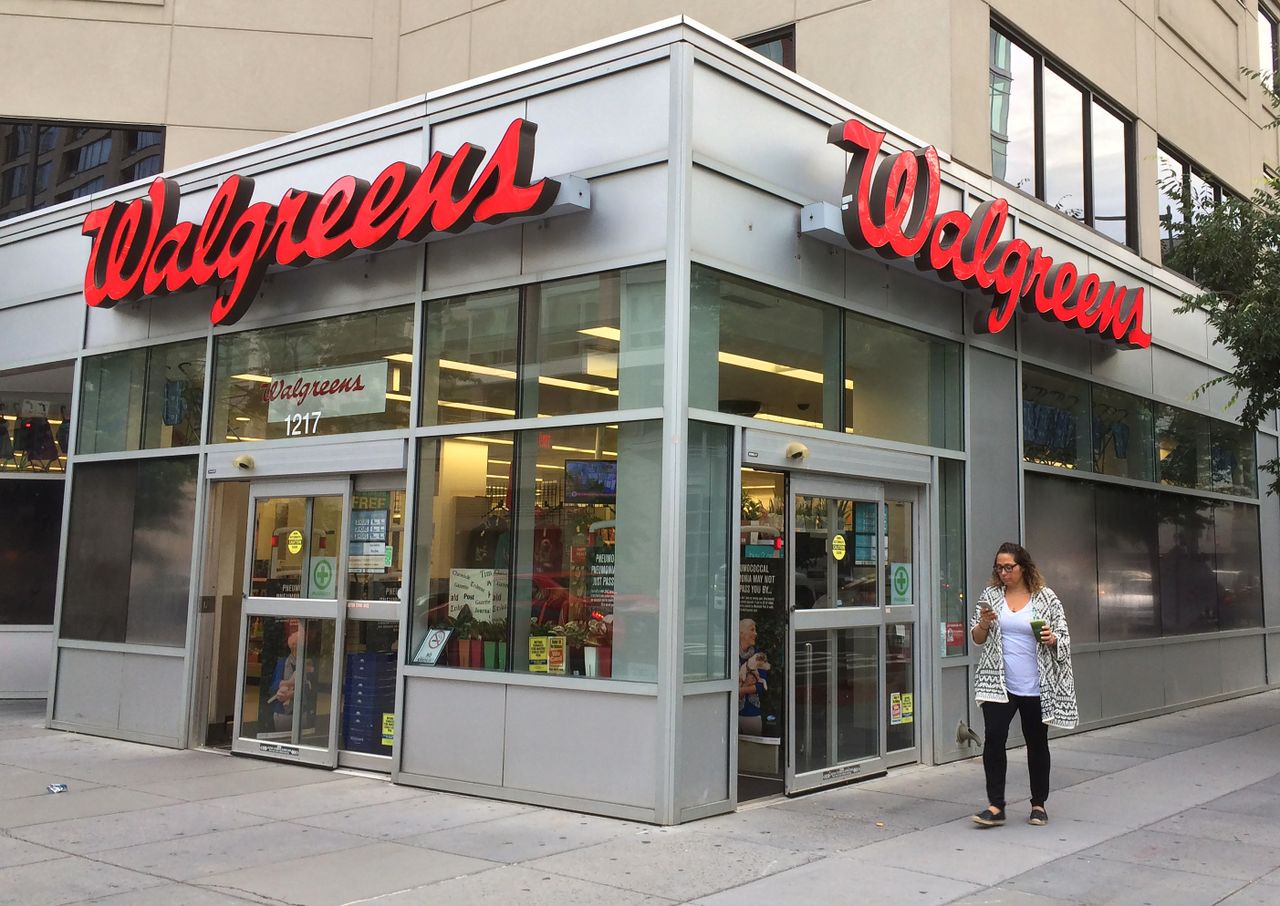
[265,361,388,423]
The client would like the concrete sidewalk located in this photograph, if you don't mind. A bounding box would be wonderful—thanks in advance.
[2,693,1280,905]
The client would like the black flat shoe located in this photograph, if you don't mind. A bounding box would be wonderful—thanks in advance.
[1029,806,1048,826]
[972,806,1006,827]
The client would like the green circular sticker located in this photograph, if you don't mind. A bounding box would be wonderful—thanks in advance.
[831,534,847,561]
[312,558,334,594]
[893,565,910,597]
[287,530,303,555]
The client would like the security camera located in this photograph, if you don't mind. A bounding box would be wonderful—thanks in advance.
[232,454,255,472]
[784,442,809,462]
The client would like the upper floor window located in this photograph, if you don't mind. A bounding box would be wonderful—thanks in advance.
[740,25,795,71]
[0,118,163,222]
[989,25,1135,248]
[1260,7,1278,90]
[1157,144,1226,265]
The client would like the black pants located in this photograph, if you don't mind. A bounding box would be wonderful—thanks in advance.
[981,694,1050,809]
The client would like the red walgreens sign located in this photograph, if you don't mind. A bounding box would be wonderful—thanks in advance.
[828,119,1151,349]
[81,119,559,326]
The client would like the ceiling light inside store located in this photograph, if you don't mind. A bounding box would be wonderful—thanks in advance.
[226,434,265,441]
[718,352,855,390]
[539,375,617,396]
[488,459,510,465]
[385,353,414,363]
[440,359,516,379]
[386,392,412,403]
[439,400,515,416]
[753,412,824,429]
[536,463,565,471]
[578,326,622,341]
[235,417,251,422]
[457,436,514,445]
[231,373,272,383]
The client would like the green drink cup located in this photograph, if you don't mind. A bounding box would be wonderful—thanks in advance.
[1030,619,1046,643]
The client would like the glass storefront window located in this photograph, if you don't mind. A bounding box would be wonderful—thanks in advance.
[1023,365,1091,470]
[1156,404,1211,490]
[347,489,406,602]
[691,267,838,430]
[1096,484,1160,642]
[1211,421,1257,497]
[0,480,64,624]
[210,306,412,444]
[77,339,205,455]
[249,495,343,599]
[1214,502,1263,631]
[1024,473,1099,643]
[60,456,198,645]
[342,619,399,755]
[420,267,665,426]
[1157,495,1217,635]
[1,361,73,473]
[1092,385,1153,481]
[846,312,962,449]
[738,467,786,740]
[938,459,967,657]
[685,422,732,682]
[410,420,662,681]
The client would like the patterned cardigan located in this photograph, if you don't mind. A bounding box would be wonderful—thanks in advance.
[971,584,1079,729]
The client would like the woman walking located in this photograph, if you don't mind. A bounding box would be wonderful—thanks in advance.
[970,542,1077,827]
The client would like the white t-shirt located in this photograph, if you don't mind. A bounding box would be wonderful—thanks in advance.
[999,600,1040,696]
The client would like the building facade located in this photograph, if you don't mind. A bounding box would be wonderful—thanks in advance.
[1,7,1278,824]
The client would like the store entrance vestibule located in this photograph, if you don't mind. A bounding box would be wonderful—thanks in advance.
[737,469,922,802]
[193,474,406,771]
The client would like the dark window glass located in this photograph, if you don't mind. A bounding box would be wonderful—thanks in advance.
[75,137,112,173]
[1022,365,1091,470]
[1158,148,1185,257]
[423,289,519,426]
[1096,484,1160,641]
[0,481,64,624]
[78,338,206,455]
[1,362,74,472]
[1212,421,1257,496]
[939,459,967,657]
[1024,474,1099,643]
[1091,101,1129,244]
[1092,385,1153,481]
[1155,404,1211,490]
[989,29,1036,193]
[685,421,733,682]
[131,156,162,181]
[68,177,105,200]
[131,130,162,152]
[60,456,198,645]
[741,26,796,71]
[1214,501,1263,630]
[1042,68,1086,221]
[211,306,412,444]
[1,164,27,204]
[1157,495,1217,635]
[1261,9,1278,90]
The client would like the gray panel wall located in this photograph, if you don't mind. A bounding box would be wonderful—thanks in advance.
[677,691,730,813]
[0,296,84,367]
[399,676,506,786]
[966,350,1021,591]
[0,629,53,697]
[52,649,186,744]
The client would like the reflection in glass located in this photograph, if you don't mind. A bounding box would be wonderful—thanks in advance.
[794,629,830,775]
[885,624,915,752]
[692,267,837,429]
[78,338,205,455]
[1158,148,1185,257]
[1042,68,1085,221]
[1214,502,1263,631]
[1158,496,1217,635]
[738,468,786,743]
[1092,385,1153,481]
[685,422,732,682]
[342,619,399,755]
[835,627,879,763]
[1261,10,1278,89]
[845,312,963,450]
[1091,101,1129,243]
[250,495,343,600]
[938,460,967,657]
[347,490,406,602]
[1023,366,1091,470]
[884,501,913,606]
[423,290,519,426]
[1211,422,1257,497]
[211,306,412,444]
[61,456,199,645]
[990,29,1036,193]
[1,362,73,473]
[1024,474,1099,643]
[0,481,63,624]
[240,615,335,748]
[1156,405,1211,490]
[1096,485,1160,641]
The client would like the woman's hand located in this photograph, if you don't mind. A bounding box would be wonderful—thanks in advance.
[971,604,996,644]
[1040,625,1058,647]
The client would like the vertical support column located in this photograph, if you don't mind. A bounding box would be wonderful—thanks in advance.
[655,43,695,826]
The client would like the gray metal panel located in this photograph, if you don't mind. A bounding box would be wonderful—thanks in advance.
[528,62,669,177]
[966,350,1020,585]
[205,437,405,479]
[1071,650,1103,726]
[1091,341,1155,397]
[1269,633,1280,685]
[431,102,525,165]
[0,296,83,365]
[399,676,505,786]
[741,429,932,484]
[1259,435,1280,628]
[53,647,124,730]
[0,629,53,697]
[1098,647,1164,717]
[118,652,187,742]
[689,168,800,283]
[1149,284,1209,360]
[934,662,972,763]
[1164,640,1223,704]
[1020,313,1092,374]
[426,226,523,293]
[1152,347,1213,411]
[677,692,729,810]
[964,291,1015,351]
[523,167,667,275]
[0,223,85,310]
[84,300,161,351]
[1220,635,1266,693]
[503,685,657,809]
[884,267,965,336]
[690,62,843,204]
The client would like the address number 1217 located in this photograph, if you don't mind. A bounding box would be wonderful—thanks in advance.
[285,411,322,436]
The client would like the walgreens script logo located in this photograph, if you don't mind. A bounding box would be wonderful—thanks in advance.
[81,119,559,326]
[829,119,1151,349]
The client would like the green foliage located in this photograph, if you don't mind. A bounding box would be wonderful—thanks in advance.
[1163,69,1280,494]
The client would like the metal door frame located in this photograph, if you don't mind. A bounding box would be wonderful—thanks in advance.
[231,478,351,766]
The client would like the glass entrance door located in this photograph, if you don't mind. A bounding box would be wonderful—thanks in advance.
[786,477,921,794]
[232,480,349,766]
